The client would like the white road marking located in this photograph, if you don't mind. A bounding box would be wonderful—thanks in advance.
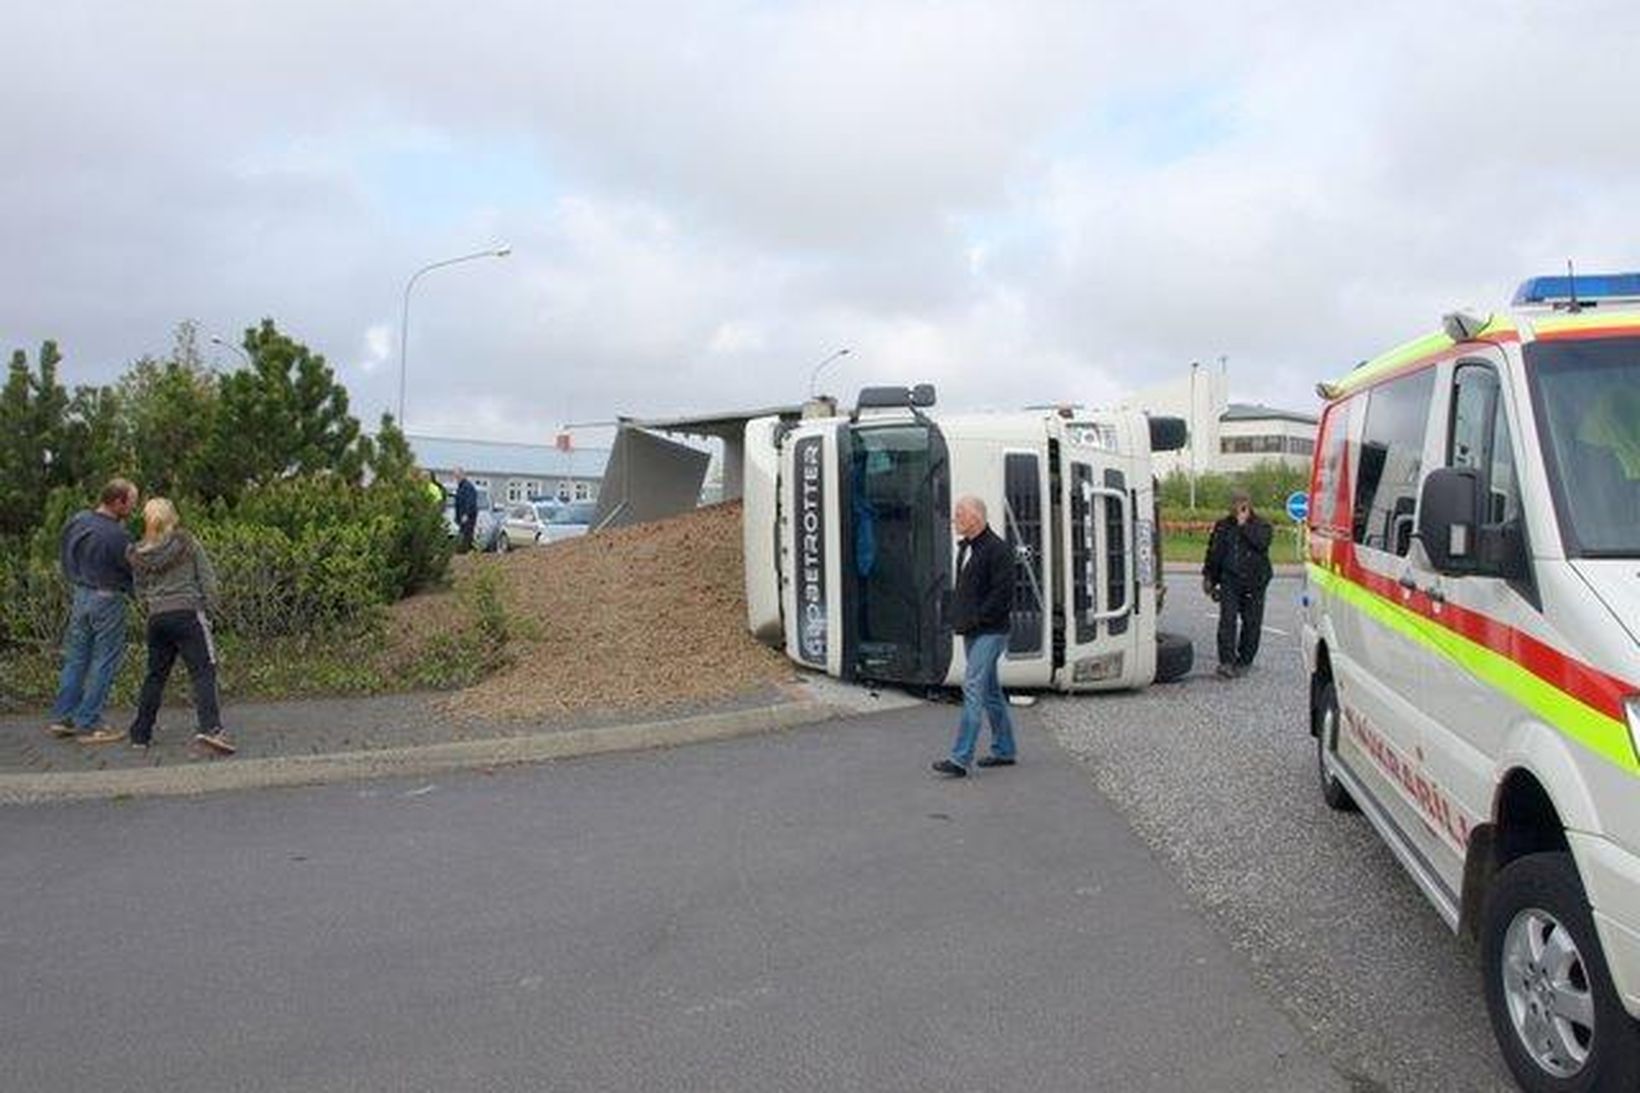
[1263,625,1288,636]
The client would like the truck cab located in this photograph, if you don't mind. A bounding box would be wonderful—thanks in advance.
[744,386,1191,692]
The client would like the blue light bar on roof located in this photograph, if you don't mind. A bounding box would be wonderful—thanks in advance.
[1513,272,1640,305]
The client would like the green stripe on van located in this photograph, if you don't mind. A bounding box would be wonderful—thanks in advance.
[1307,564,1638,776]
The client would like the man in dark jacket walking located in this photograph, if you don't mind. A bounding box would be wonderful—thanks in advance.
[47,478,138,740]
[933,495,1017,777]
[453,466,478,554]
[1203,488,1274,678]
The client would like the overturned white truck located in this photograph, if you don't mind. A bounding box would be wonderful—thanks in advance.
[743,385,1194,691]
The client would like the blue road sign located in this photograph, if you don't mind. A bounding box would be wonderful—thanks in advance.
[1286,490,1309,522]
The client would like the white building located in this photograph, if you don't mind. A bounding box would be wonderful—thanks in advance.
[1216,404,1317,473]
[406,435,610,505]
[1117,367,1316,475]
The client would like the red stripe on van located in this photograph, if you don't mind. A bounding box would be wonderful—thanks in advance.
[1322,537,1636,723]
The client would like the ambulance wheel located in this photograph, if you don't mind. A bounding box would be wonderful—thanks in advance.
[1154,632,1192,683]
[1315,681,1356,813]
[1482,852,1640,1093]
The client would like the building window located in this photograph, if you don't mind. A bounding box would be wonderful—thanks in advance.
[574,481,591,500]
[506,480,524,503]
[557,481,571,501]
[471,477,491,491]
[1285,436,1315,456]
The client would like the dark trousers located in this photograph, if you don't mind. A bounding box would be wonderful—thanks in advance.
[458,517,476,553]
[129,610,222,744]
[1216,578,1268,668]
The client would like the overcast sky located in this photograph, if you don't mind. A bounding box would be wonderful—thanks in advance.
[6,1,1638,444]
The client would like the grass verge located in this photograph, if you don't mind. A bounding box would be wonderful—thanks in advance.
[0,566,515,716]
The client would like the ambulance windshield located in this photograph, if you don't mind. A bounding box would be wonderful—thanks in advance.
[1527,337,1640,557]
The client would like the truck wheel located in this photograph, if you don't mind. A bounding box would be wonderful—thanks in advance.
[1154,632,1192,683]
[1315,681,1356,812]
[1482,852,1640,1093]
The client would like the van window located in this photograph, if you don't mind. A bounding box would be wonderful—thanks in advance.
[1353,369,1435,556]
[1311,399,1353,533]
[1448,364,1521,525]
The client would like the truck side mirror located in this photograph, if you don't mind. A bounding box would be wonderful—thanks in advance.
[1418,468,1482,573]
[1147,416,1188,453]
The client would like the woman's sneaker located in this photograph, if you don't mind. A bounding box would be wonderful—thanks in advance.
[195,731,236,756]
[77,727,127,746]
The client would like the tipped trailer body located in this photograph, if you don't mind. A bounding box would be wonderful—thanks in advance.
[744,388,1192,692]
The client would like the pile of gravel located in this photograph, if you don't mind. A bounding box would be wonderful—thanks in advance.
[427,502,796,722]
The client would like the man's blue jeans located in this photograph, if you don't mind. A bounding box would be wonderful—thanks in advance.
[950,631,1016,768]
[49,587,128,731]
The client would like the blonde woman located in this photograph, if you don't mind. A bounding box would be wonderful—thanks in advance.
[125,498,234,755]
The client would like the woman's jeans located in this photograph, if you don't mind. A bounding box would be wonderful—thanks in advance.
[128,610,222,744]
[949,631,1016,767]
[50,587,128,731]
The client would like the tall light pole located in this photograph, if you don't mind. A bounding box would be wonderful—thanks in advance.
[210,335,251,368]
[1188,360,1200,509]
[807,347,851,398]
[398,244,512,425]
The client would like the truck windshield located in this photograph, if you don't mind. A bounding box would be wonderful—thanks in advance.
[1527,337,1640,557]
[846,422,949,683]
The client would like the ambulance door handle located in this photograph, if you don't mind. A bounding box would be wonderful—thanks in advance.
[1397,571,1445,604]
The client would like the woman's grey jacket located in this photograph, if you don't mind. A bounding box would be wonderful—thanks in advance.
[126,532,218,615]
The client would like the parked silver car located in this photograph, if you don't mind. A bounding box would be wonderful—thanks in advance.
[543,499,598,543]
[503,500,554,544]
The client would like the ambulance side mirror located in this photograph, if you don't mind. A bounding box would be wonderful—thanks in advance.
[1418,468,1482,574]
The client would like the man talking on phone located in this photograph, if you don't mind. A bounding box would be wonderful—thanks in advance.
[1202,488,1273,679]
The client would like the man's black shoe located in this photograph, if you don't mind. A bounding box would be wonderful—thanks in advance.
[931,759,968,778]
[975,756,1016,768]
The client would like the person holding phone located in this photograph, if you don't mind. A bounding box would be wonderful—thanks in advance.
[1202,489,1273,678]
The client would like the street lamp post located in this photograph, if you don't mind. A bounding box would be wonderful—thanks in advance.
[210,335,251,368]
[807,347,852,398]
[398,244,512,425]
[1188,360,1200,510]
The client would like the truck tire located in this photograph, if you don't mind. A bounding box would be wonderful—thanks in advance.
[1154,632,1192,683]
[1315,680,1356,812]
[1482,852,1640,1093]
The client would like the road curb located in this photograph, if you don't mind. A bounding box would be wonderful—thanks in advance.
[0,699,844,806]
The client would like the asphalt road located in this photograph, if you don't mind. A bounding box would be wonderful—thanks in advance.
[0,703,1347,1092]
[1043,574,1516,1092]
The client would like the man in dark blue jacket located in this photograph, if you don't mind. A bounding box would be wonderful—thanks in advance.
[933,495,1017,777]
[453,467,479,554]
[47,478,138,741]
[1203,489,1274,678]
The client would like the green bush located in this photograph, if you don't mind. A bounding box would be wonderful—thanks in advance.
[1159,461,1310,514]
[197,518,388,640]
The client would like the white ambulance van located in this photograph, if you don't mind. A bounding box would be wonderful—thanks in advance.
[744,385,1194,693]
[1302,273,1640,1090]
